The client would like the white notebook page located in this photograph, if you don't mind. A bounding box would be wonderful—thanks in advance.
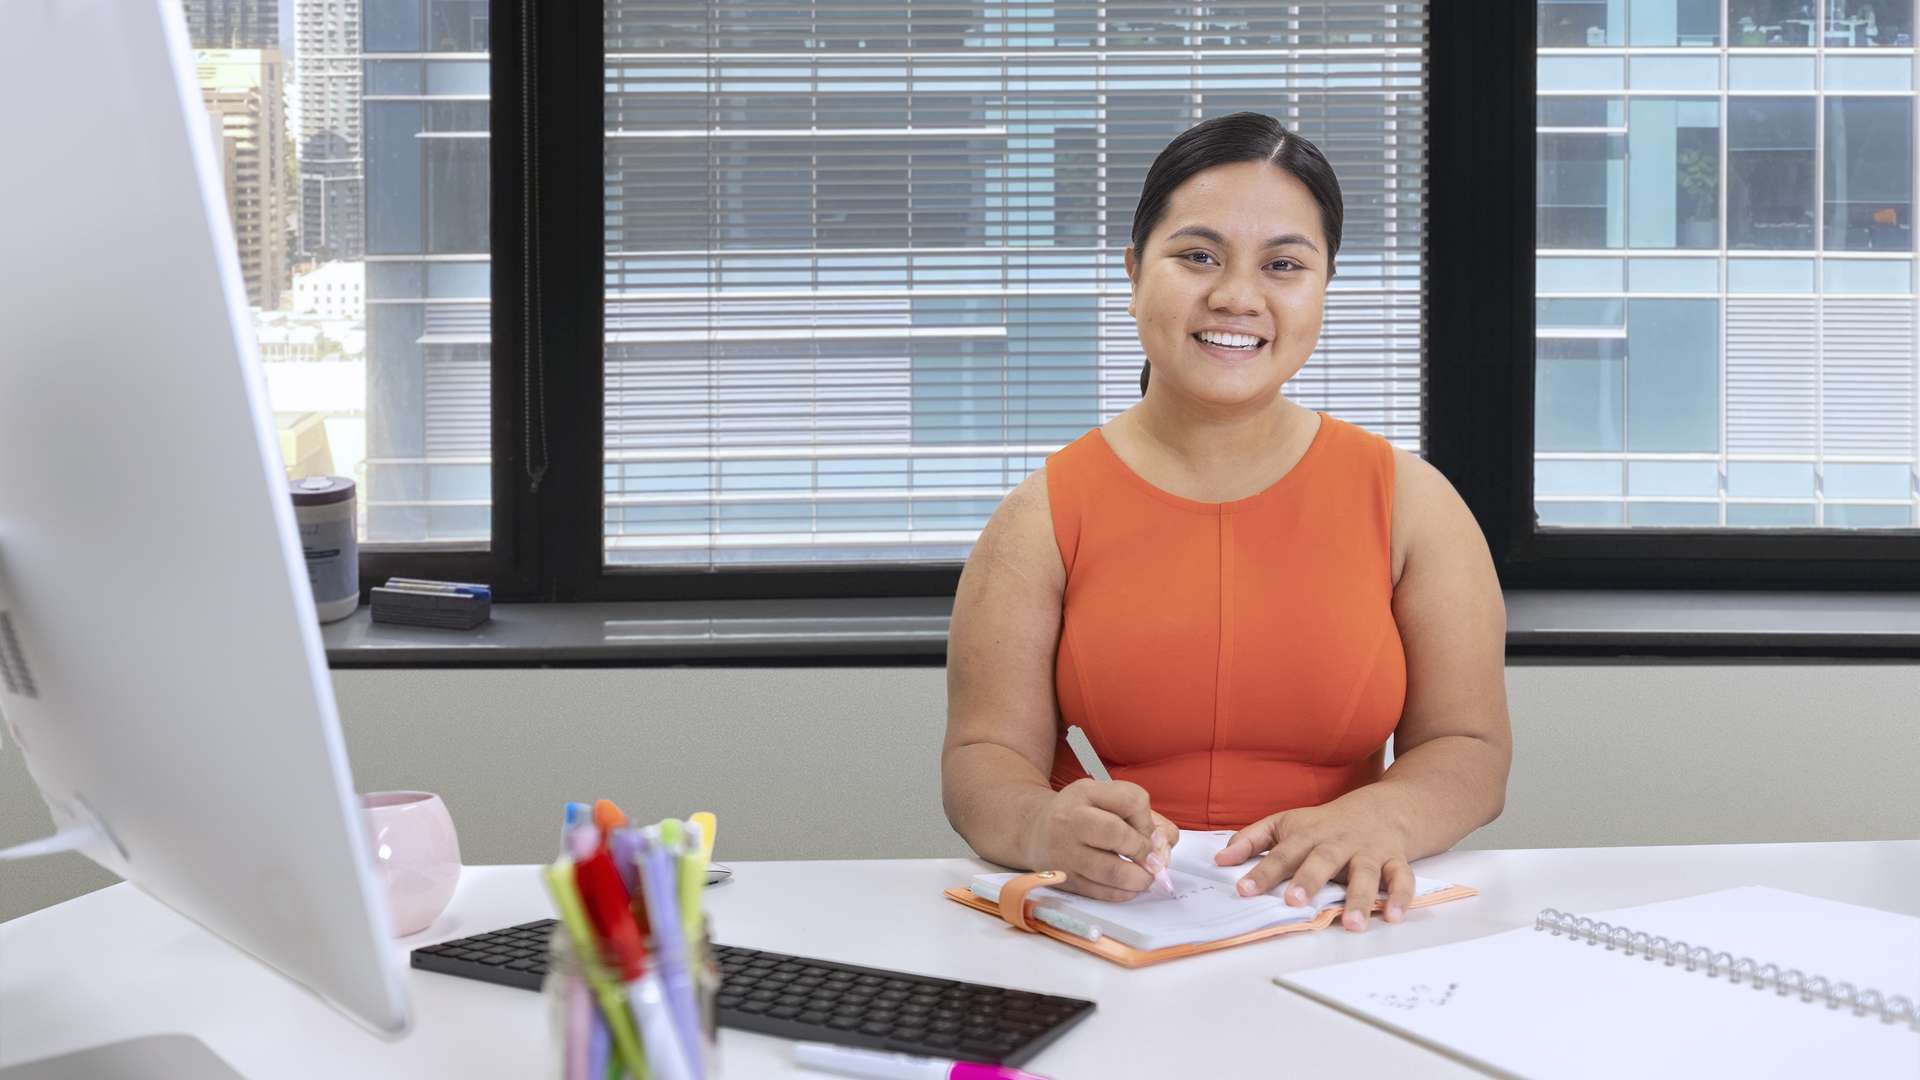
[1277,886,1920,1079]
[971,830,1458,951]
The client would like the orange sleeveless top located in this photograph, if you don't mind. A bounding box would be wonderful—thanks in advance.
[1045,412,1406,831]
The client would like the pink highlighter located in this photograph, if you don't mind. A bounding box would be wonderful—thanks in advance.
[794,1042,1049,1080]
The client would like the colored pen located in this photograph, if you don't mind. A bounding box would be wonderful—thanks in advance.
[965,882,1102,943]
[609,825,643,895]
[564,973,592,1080]
[794,1042,1050,1080]
[1063,725,1175,897]
[586,1008,609,1080]
[383,576,492,597]
[540,861,650,1080]
[566,823,602,862]
[689,811,717,863]
[564,802,591,847]
[578,839,695,1080]
[594,798,629,834]
[676,819,708,953]
[638,826,706,1080]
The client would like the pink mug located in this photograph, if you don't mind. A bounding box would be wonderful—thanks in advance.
[362,791,462,937]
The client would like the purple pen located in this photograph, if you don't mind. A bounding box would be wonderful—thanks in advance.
[637,827,705,1080]
[609,827,643,895]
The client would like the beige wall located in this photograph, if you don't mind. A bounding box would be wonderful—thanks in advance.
[4,663,1916,922]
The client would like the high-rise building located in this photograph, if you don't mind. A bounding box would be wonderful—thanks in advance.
[1535,0,1919,530]
[296,0,364,262]
[197,49,291,311]
[181,0,278,49]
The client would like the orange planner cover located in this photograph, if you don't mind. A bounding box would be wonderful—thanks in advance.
[943,870,1478,969]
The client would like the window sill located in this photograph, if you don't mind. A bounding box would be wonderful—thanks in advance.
[320,590,1920,666]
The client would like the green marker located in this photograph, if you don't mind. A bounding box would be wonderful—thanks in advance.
[542,860,651,1080]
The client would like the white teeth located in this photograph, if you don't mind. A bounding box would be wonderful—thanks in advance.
[1195,331,1262,349]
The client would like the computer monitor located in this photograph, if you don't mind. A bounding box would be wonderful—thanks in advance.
[0,0,409,1035]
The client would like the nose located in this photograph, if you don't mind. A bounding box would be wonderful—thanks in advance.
[1206,263,1261,316]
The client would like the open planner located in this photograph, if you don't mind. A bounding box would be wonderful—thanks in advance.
[945,830,1477,967]
[1276,886,1920,1079]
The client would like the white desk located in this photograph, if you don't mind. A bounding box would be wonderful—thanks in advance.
[4,841,1917,1078]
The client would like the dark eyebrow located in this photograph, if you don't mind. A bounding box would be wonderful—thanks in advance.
[1162,225,1320,254]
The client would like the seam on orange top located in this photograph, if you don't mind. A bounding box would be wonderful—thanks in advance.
[1208,508,1230,827]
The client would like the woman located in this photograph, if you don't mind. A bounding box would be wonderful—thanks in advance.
[941,112,1511,931]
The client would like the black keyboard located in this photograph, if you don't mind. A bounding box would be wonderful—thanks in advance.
[412,919,1095,1066]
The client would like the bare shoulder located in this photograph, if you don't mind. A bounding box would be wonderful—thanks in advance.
[1388,446,1489,589]
[959,466,1065,598]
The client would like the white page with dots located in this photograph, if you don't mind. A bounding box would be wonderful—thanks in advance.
[1277,886,1920,1079]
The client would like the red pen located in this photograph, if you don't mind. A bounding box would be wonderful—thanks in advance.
[575,848,646,980]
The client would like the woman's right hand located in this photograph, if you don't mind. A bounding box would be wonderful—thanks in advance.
[1025,779,1178,901]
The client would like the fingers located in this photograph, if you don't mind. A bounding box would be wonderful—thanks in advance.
[1283,846,1347,909]
[1381,857,1415,923]
[1233,831,1308,897]
[1079,781,1158,848]
[1150,812,1179,853]
[1061,841,1153,894]
[1074,804,1153,864]
[1057,871,1141,903]
[1216,817,1279,866]
[1340,856,1383,932]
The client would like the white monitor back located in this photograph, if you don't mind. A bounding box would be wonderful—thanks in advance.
[0,0,409,1034]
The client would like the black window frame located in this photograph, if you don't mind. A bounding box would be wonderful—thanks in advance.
[369,1,1918,606]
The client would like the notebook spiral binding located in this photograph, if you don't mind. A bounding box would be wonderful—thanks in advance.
[1533,908,1920,1033]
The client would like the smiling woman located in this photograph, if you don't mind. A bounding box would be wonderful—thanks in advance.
[941,112,1513,927]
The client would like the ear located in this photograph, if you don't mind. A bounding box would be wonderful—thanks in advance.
[1123,246,1138,316]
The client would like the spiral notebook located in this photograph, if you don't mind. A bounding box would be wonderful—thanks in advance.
[1275,886,1920,1079]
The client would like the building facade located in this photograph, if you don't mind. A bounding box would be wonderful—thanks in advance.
[361,2,491,543]
[296,0,365,262]
[196,49,291,311]
[181,0,277,49]
[1536,0,1919,529]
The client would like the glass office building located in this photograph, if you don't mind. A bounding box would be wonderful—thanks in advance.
[361,2,491,543]
[1537,1,1920,529]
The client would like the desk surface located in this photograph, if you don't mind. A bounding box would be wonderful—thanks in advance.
[5,840,1918,1078]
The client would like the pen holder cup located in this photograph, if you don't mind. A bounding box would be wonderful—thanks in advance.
[543,920,722,1078]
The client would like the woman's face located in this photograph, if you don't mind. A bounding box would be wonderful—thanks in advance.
[1124,160,1330,411]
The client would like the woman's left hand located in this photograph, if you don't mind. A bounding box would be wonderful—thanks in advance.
[1214,802,1413,932]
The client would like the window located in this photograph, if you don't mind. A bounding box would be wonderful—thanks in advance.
[1530,2,1919,534]
[597,1,1429,573]
[198,0,494,554]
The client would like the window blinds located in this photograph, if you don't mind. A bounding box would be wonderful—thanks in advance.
[603,0,1426,567]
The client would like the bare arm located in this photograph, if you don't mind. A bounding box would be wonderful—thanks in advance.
[940,471,1065,870]
[1334,448,1512,860]
[1223,448,1512,926]
[942,471,1168,899]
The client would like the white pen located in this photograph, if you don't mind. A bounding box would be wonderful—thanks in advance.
[794,1042,1048,1080]
[966,883,1102,941]
[1063,725,1176,897]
